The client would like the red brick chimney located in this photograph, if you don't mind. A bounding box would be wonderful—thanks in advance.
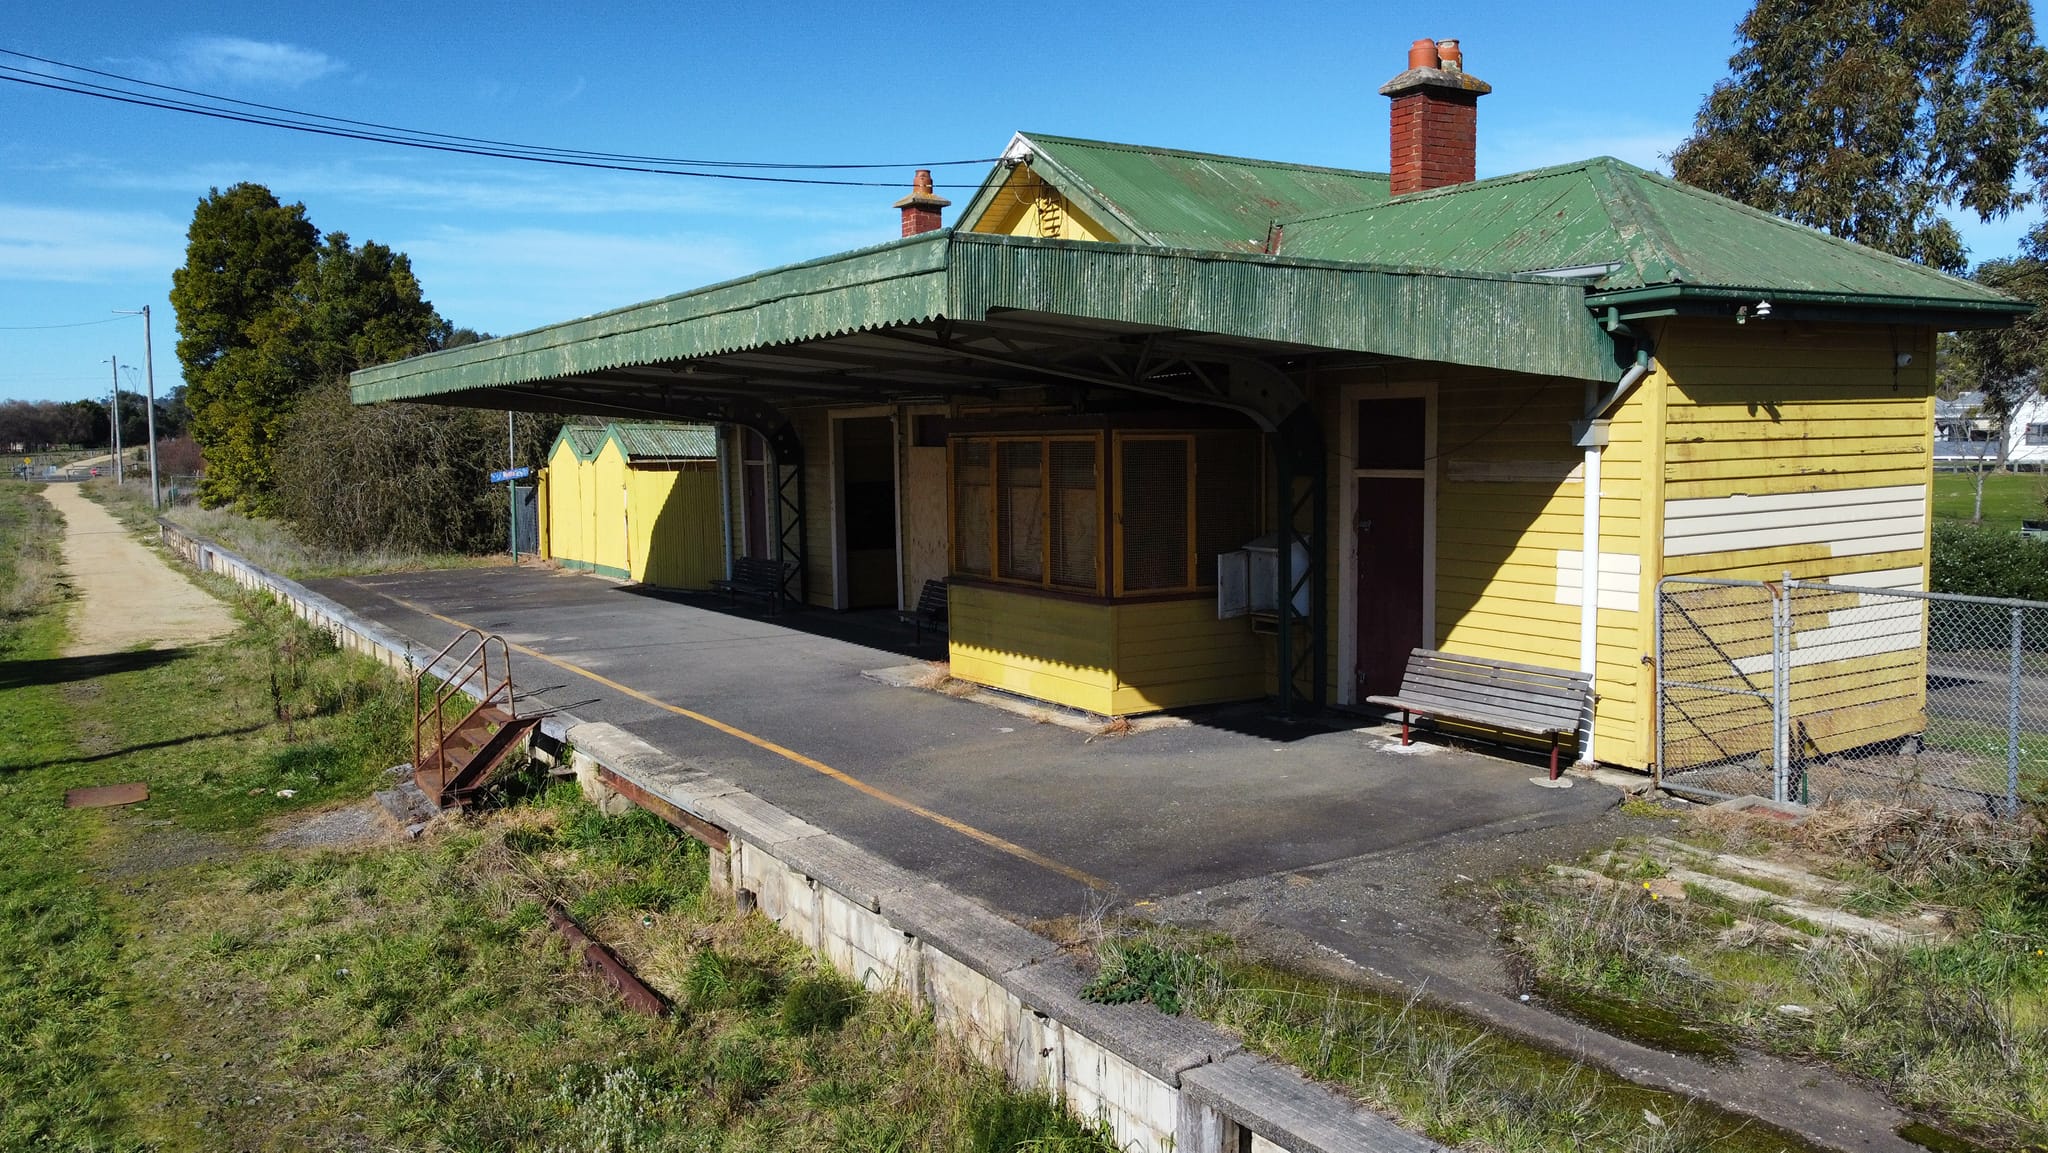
[894,169,951,236]
[1380,37,1491,196]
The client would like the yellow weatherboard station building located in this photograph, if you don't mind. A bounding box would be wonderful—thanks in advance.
[541,423,723,590]
[352,39,2025,776]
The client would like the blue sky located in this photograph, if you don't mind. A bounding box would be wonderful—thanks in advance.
[2,0,2040,404]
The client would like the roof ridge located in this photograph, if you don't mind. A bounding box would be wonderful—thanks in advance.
[1273,157,1609,231]
[1580,158,1687,288]
[1019,131,1391,180]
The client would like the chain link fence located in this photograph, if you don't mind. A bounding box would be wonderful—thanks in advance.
[1657,575,2048,818]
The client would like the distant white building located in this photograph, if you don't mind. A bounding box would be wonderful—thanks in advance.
[1935,390,2048,470]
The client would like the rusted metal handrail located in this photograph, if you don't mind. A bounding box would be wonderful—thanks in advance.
[412,629,516,778]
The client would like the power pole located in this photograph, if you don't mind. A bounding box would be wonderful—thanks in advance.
[107,356,124,485]
[508,411,519,563]
[141,306,159,507]
[115,307,162,506]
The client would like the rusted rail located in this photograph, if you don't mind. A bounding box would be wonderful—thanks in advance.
[544,902,668,1016]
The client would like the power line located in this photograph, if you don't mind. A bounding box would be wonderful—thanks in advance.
[0,49,996,188]
[0,314,129,331]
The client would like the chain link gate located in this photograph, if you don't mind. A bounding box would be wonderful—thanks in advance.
[1657,575,2048,818]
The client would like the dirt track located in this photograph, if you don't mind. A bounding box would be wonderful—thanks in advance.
[43,483,234,657]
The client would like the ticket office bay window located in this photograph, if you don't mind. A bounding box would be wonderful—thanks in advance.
[951,435,1103,594]
[952,429,1259,599]
[1114,431,1260,596]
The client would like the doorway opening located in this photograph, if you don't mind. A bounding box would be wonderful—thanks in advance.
[837,417,898,609]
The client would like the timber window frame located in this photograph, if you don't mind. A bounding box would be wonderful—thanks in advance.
[948,433,1105,594]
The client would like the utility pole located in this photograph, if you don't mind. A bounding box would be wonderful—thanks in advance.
[141,306,159,507]
[508,411,519,563]
[115,307,162,506]
[107,356,124,485]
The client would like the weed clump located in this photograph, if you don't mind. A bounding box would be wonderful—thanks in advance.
[779,971,862,1034]
[963,1088,1116,1152]
[685,947,777,1011]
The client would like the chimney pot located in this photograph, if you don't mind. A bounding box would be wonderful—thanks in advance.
[894,168,952,237]
[1436,39,1461,71]
[1407,38,1440,70]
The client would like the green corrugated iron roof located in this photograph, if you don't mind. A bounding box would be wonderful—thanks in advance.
[550,422,716,464]
[560,426,608,458]
[958,132,1391,252]
[613,423,716,460]
[351,230,1620,404]
[1276,157,2023,316]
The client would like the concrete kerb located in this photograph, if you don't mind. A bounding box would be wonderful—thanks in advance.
[155,522,1438,1153]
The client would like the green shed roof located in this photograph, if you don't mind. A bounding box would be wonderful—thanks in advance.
[550,422,717,464]
[1276,158,2023,320]
[958,132,1391,252]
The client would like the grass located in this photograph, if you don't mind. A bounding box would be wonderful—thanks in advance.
[1933,470,2048,532]
[85,477,499,580]
[1501,804,2048,1150]
[1078,931,1824,1152]
[0,482,1113,1153]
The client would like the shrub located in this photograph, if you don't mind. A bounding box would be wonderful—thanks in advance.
[1931,521,2048,601]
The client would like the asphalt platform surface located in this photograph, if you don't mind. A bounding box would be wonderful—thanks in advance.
[309,566,1620,928]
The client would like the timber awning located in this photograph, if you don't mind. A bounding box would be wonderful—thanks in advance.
[349,230,1623,430]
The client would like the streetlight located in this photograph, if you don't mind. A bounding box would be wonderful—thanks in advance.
[113,306,160,508]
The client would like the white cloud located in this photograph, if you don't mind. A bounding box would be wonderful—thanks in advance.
[177,36,342,87]
[116,36,344,89]
[0,204,185,283]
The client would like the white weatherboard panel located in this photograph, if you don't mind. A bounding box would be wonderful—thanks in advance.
[1553,551,1641,611]
[1732,566,1926,675]
[1664,484,1927,559]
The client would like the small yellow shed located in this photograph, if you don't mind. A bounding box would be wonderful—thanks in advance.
[542,423,724,589]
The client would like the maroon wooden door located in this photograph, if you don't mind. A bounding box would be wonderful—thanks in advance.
[1356,476,1425,697]
[1354,395,1428,700]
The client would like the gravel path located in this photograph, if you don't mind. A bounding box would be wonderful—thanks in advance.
[43,483,235,657]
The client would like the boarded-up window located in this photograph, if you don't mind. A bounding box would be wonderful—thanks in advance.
[1118,436,1191,593]
[952,440,992,576]
[1196,431,1260,571]
[996,441,1044,581]
[1049,440,1099,590]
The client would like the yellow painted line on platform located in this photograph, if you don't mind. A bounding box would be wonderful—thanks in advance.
[351,582,1109,891]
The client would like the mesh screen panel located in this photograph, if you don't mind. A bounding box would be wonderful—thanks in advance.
[997,441,1045,581]
[1196,431,1259,581]
[1049,439,1099,590]
[1120,437,1190,592]
[953,440,991,576]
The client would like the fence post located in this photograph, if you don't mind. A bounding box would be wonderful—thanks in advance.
[1773,576,1791,804]
[2010,606,2024,819]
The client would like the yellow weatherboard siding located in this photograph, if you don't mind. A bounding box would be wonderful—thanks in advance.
[546,432,723,588]
[959,165,1116,241]
[948,585,1263,715]
[626,464,724,589]
[1656,320,1939,757]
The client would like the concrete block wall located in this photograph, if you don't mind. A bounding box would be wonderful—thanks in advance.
[154,520,1438,1153]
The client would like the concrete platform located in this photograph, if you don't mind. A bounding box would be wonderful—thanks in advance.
[308,566,1620,923]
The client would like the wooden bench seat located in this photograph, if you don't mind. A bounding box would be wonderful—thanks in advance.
[1366,648,1592,779]
[900,579,948,644]
[711,556,793,614]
